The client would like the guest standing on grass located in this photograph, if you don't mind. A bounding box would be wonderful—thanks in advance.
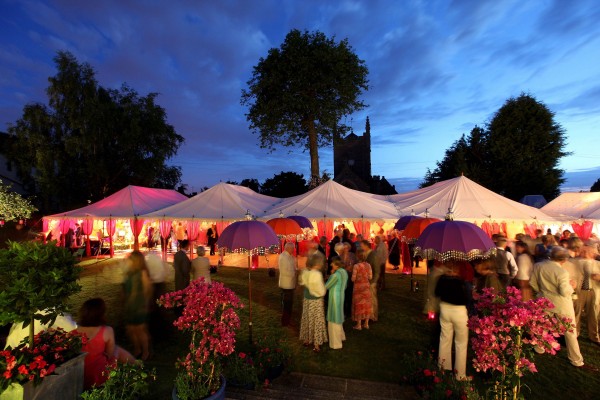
[279,242,297,327]
[361,240,380,322]
[435,261,470,380]
[341,242,357,319]
[325,258,348,349]
[299,255,328,352]
[530,246,585,368]
[514,241,534,301]
[76,298,135,390]
[123,251,153,361]
[173,239,191,291]
[352,248,373,330]
[191,246,211,283]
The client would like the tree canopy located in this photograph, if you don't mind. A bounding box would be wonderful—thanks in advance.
[591,178,600,192]
[422,94,568,201]
[260,171,308,198]
[0,179,37,222]
[7,51,184,213]
[241,29,369,186]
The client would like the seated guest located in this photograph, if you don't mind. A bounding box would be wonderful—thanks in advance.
[75,298,135,389]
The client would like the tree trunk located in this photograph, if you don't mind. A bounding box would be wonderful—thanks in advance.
[307,120,320,185]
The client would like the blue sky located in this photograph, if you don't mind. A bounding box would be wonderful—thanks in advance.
[1,0,599,194]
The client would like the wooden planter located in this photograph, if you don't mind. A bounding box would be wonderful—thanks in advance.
[0,353,86,400]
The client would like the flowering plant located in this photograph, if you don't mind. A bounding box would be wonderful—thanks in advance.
[468,287,570,400]
[1,328,87,392]
[223,352,259,389]
[158,278,242,400]
[81,361,156,400]
[400,350,481,399]
[253,335,290,372]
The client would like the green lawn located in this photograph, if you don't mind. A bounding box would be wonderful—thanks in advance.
[68,259,600,399]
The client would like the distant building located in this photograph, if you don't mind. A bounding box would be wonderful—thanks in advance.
[0,132,27,195]
[333,117,396,195]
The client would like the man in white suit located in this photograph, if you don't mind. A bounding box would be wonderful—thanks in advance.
[530,246,584,367]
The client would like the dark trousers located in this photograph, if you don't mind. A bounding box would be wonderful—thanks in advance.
[209,242,216,255]
[344,280,354,319]
[281,288,294,326]
[498,273,511,289]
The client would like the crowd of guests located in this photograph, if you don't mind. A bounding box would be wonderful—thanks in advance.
[430,229,600,379]
[277,227,400,352]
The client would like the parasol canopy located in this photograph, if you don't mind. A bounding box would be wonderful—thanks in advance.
[217,220,279,253]
[414,220,496,262]
[266,218,303,237]
[286,215,314,229]
[402,217,442,243]
[394,215,422,231]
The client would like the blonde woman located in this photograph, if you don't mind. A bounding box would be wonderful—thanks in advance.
[299,254,328,352]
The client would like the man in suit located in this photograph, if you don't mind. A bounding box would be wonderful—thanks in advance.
[207,224,218,255]
[530,246,584,367]
[173,239,191,292]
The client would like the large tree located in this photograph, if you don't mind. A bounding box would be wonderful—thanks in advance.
[422,94,568,201]
[486,94,568,200]
[241,29,369,186]
[591,178,600,192]
[8,51,183,212]
[0,179,37,222]
[260,171,307,198]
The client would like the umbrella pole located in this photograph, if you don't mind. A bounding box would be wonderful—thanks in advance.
[247,254,253,343]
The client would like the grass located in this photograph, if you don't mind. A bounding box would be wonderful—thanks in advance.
[68,258,600,399]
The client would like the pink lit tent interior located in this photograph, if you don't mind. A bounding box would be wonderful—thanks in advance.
[44,185,187,257]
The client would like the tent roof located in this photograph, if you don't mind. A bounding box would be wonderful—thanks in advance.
[263,180,399,220]
[388,176,557,222]
[142,182,281,220]
[46,185,188,220]
[541,192,600,219]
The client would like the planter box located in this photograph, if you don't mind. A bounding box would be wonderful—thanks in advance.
[1,353,86,400]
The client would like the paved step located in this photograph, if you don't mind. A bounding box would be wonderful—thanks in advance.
[225,372,416,399]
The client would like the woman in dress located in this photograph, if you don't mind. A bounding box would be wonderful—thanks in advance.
[351,248,373,330]
[341,242,356,319]
[299,257,328,352]
[191,246,211,283]
[325,258,348,349]
[75,298,134,389]
[514,240,534,301]
[123,251,153,360]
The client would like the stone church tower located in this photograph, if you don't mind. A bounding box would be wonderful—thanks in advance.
[333,117,396,195]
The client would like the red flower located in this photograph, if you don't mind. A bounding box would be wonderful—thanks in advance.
[423,369,432,377]
[239,352,246,359]
[433,376,442,384]
[445,389,453,397]
[18,365,29,375]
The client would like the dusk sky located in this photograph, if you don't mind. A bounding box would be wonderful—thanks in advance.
[1,0,599,194]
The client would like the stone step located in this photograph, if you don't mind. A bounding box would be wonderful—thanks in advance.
[225,372,416,400]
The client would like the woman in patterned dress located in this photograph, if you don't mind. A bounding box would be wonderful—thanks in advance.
[299,257,328,352]
[352,248,373,330]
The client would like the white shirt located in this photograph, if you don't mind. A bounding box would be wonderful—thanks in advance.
[278,251,297,289]
[515,253,533,280]
[299,269,326,297]
[497,247,519,278]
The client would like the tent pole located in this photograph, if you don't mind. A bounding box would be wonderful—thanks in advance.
[248,253,253,344]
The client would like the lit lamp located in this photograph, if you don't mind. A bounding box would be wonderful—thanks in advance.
[245,210,252,221]
[428,311,436,320]
[279,210,284,218]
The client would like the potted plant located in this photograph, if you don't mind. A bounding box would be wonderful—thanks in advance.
[1,328,87,400]
[223,352,259,389]
[80,361,156,400]
[158,278,242,400]
[253,335,290,384]
[0,241,83,399]
[468,287,570,400]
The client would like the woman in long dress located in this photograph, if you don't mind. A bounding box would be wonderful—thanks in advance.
[352,248,373,330]
[123,251,153,360]
[325,258,348,349]
[299,258,328,352]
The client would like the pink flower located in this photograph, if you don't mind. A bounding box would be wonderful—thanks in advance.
[423,369,432,377]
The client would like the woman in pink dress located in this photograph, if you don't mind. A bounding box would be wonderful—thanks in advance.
[352,248,373,330]
[75,298,134,389]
